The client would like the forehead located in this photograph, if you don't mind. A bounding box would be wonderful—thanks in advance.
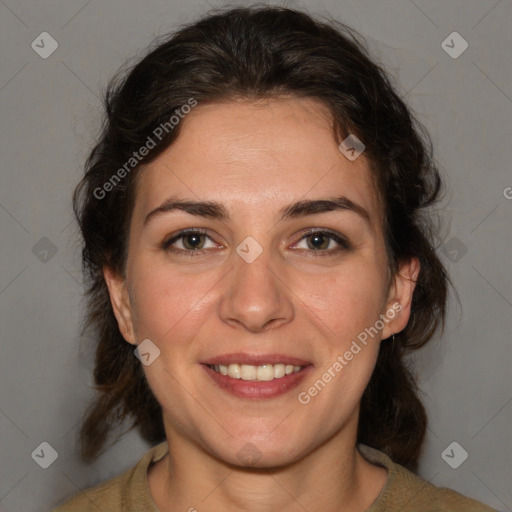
[133,97,381,224]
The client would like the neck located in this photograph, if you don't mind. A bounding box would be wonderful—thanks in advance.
[149,421,387,512]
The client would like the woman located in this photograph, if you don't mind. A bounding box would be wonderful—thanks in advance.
[54,5,496,511]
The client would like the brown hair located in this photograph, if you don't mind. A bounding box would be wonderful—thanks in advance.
[73,4,448,471]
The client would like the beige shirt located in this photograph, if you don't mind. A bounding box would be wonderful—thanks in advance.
[53,442,496,511]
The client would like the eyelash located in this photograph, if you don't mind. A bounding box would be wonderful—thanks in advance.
[160,228,351,258]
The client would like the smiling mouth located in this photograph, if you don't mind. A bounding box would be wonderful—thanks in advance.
[206,363,304,381]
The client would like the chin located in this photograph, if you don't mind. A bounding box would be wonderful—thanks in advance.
[203,430,310,469]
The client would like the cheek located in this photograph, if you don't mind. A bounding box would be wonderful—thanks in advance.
[128,263,217,348]
[294,260,386,408]
[299,262,387,342]
[297,269,384,422]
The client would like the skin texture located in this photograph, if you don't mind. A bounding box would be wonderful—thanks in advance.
[104,97,420,511]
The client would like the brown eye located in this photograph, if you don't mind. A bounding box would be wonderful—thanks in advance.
[306,233,330,250]
[161,229,217,254]
[293,230,351,256]
[180,233,206,250]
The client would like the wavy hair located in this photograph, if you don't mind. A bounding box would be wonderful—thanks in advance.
[73,5,449,471]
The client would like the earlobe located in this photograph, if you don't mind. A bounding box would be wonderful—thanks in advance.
[382,257,421,339]
[103,266,136,345]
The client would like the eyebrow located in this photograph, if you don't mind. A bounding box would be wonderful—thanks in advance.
[143,196,372,227]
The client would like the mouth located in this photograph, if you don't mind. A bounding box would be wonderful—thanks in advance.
[206,363,303,381]
[201,354,312,399]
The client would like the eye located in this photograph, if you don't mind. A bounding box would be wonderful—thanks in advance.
[292,230,351,255]
[161,228,350,257]
[161,229,219,254]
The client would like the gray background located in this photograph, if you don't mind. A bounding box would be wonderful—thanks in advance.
[0,0,511,510]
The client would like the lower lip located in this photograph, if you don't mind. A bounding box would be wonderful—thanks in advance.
[202,364,312,399]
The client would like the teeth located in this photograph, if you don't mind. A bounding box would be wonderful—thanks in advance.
[228,364,241,379]
[274,364,285,378]
[240,364,257,380]
[256,364,274,381]
[212,363,303,381]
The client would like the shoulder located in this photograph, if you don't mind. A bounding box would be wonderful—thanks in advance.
[52,441,168,512]
[52,471,128,511]
[359,444,498,512]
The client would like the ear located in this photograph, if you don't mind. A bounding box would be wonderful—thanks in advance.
[103,266,136,345]
[381,257,420,340]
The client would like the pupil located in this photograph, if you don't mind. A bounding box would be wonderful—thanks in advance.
[186,234,202,249]
[310,234,327,250]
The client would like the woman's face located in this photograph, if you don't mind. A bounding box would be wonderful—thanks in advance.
[105,96,418,467]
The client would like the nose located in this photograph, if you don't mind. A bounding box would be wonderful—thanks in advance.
[218,243,295,333]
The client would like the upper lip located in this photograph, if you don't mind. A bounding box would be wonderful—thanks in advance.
[201,353,311,367]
